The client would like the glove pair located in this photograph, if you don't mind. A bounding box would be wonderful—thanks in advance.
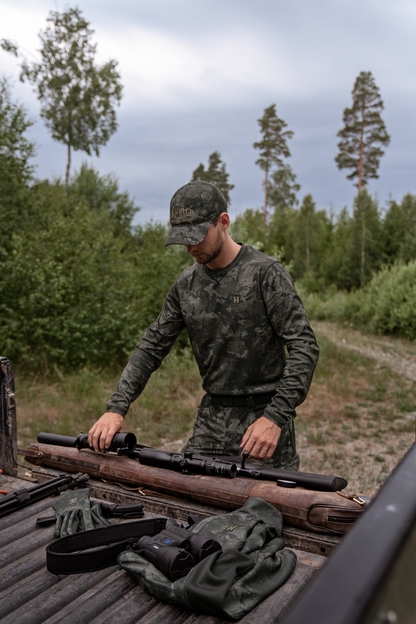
[54,488,110,537]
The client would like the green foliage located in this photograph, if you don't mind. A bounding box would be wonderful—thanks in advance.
[350,189,383,287]
[68,163,140,238]
[0,182,139,369]
[267,164,300,211]
[0,78,36,249]
[191,151,234,203]
[133,221,193,346]
[366,262,416,339]
[230,208,267,250]
[301,260,416,340]
[0,157,193,370]
[3,7,123,184]
[229,208,293,272]
[299,287,368,324]
[289,194,330,279]
[254,104,293,173]
[318,208,354,290]
[382,194,416,263]
[335,71,390,192]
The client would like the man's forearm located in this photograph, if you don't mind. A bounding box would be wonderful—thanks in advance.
[262,335,319,427]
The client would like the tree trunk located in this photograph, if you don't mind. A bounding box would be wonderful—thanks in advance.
[358,108,365,193]
[264,168,268,229]
[65,143,71,187]
[361,202,365,287]
[306,215,310,272]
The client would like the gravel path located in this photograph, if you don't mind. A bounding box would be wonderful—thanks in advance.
[313,321,416,383]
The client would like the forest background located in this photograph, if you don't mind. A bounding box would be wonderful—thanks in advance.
[1,7,416,495]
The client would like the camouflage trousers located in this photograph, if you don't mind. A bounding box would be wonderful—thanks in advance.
[182,394,299,470]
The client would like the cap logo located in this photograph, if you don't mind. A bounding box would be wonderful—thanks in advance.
[171,207,195,222]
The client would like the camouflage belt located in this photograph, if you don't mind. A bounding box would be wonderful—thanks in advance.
[210,391,276,408]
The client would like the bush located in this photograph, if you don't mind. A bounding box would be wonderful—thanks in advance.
[0,177,192,371]
[366,261,416,339]
[300,261,416,341]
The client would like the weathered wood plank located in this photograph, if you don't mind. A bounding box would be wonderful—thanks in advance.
[0,506,55,548]
[0,546,46,592]
[290,547,326,570]
[0,566,116,624]
[0,357,18,476]
[137,601,194,624]
[0,544,47,592]
[0,522,55,567]
[87,585,157,624]
[0,568,61,620]
[282,524,339,556]
[42,569,137,624]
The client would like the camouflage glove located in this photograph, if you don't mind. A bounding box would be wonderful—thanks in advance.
[54,488,109,537]
[90,501,110,528]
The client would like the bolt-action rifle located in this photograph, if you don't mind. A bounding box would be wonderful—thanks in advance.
[37,432,348,492]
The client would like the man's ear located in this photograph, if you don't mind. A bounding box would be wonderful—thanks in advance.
[219,212,230,230]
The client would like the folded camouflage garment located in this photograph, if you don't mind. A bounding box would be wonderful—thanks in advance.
[118,497,297,620]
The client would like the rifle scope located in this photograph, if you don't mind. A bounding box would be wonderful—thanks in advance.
[138,448,237,479]
[37,432,137,454]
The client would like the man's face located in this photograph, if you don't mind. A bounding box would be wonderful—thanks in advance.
[186,222,224,265]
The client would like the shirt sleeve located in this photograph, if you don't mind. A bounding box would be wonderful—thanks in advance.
[106,281,185,416]
[260,262,319,428]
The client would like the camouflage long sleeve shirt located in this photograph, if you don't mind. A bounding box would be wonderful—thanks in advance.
[107,245,319,428]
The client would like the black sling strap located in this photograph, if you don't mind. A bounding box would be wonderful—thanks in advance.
[46,517,167,575]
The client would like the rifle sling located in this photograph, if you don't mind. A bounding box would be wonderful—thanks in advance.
[46,517,166,575]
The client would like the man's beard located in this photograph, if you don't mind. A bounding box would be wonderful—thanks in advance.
[192,229,224,265]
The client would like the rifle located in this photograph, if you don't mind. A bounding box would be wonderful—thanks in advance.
[0,472,89,519]
[37,432,347,492]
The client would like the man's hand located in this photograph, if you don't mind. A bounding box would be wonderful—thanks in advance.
[88,412,125,453]
[240,416,281,460]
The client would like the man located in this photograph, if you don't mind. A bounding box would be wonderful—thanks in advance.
[89,181,319,469]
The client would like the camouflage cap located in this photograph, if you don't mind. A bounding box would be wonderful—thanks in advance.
[165,181,228,246]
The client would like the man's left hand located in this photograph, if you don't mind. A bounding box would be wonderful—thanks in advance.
[240,416,281,460]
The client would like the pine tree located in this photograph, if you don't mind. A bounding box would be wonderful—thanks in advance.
[351,190,382,287]
[335,71,390,193]
[382,194,416,263]
[2,7,123,185]
[268,164,300,212]
[290,194,328,279]
[253,105,295,227]
[191,151,234,203]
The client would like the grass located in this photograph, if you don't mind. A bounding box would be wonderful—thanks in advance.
[16,348,203,451]
[14,322,416,497]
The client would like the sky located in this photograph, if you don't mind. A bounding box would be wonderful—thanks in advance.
[1,0,416,224]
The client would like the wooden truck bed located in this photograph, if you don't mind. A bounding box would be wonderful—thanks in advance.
[0,466,330,624]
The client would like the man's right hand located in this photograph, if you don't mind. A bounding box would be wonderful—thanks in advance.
[88,412,125,452]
